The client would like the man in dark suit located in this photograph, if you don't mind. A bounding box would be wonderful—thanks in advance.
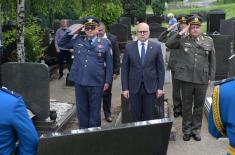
[97,22,120,122]
[121,22,165,122]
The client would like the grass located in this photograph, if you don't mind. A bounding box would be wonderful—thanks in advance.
[162,3,235,33]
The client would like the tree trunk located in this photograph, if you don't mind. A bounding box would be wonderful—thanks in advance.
[17,0,25,62]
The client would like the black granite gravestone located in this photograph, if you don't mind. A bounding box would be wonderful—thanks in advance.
[207,10,225,34]
[110,23,128,53]
[121,94,165,123]
[147,16,163,25]
[149,24,167,38]
[1,62,76,132]
[208,34,233,80]
[1,62,50,120]
[220,19,235,48]
[37,118,173,155]
[119,17,132,40]
[0,24,2,87]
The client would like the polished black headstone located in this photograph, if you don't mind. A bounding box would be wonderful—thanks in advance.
[220,19,235,47]
[147,16,162,25]
[207,10,225,34]
[119,17,132,40]
[149,24,166,38]
[208,34,233,80]
[121,94,165,123]
[37,119,173,155]
[110,23,128,53]
[1,62,50,120]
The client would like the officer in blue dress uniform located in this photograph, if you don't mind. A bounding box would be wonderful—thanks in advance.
[58,16,113,129]
[0,87,39,155]
[208,77,235,155]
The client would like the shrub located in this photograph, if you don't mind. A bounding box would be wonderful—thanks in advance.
[121,0,146,24]
[25,19,45,62]
[152,0,165,16]
[81,2,123,30]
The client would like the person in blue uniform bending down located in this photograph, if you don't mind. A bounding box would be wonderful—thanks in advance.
[0,87,39,155]
[208,77,235,155]
[58,16,113,129]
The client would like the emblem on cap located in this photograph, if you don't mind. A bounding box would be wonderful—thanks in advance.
[88,18,93,23]
[195,18,199,21]
[182,17,185,20]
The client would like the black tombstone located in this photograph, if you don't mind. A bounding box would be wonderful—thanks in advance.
[149,23,167,38]
[121,94,165,123]
[0,24,2,87]
[37,119,173,155]
[1,62,50,120]
[110,23,128,53]
[208,34,233,80]
[207,10,225,34]
[119,17,132,40]
[1,62,76,132]
[147,15,163,25]
[220,19,235,48]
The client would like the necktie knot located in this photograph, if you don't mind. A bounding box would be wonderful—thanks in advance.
[88,39,92,45]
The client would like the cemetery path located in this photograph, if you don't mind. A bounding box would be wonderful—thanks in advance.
[49,69,228,154]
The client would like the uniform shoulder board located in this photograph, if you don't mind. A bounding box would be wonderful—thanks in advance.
[0,87,20,98]
[214,77,235,86]
[203,35,213,40]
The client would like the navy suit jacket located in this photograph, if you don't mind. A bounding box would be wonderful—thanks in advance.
[121,40,165,94]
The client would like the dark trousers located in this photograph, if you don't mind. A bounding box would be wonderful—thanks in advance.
[181,81,208,135]
[171,71,182,113]
[103,83,112,118]
[75,84,103,129]
[58,50,71,76]
[129,83,156,122]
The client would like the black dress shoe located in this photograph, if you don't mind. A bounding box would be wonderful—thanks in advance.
[174,112,182,118]
[183,134,191,141]
[58,74,63,79]
[105,116,113,123]
[191,134,201,141]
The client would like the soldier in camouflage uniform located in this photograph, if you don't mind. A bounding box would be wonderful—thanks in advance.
[166,15,216,141]
[159,15,188,118]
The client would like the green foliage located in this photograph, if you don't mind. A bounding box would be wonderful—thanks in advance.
[81,2,123,29]
[121,0,146,24]
[151,0,165,16]
[2,29,16,48]
[24,18,45,62]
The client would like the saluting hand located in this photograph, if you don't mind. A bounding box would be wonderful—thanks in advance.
[167,22,178,31]
[179,24,190,36]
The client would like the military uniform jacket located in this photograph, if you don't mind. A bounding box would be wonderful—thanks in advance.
[159,30,181,71]
[58,32,113,86]
[0,88,39,155]
[208,78,235,154]
[166,33,216,84]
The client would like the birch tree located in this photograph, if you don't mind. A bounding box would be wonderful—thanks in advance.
[17,0,25,62]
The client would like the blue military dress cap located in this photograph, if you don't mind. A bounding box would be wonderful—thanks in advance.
[83,16,100,26]
[187,15,202,25]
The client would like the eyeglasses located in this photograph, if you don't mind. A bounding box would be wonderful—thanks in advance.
[137,31,149,34]
[85,26,96,31]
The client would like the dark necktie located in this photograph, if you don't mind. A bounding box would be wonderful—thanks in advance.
[141,42,145,65]
[88,39,92,45]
